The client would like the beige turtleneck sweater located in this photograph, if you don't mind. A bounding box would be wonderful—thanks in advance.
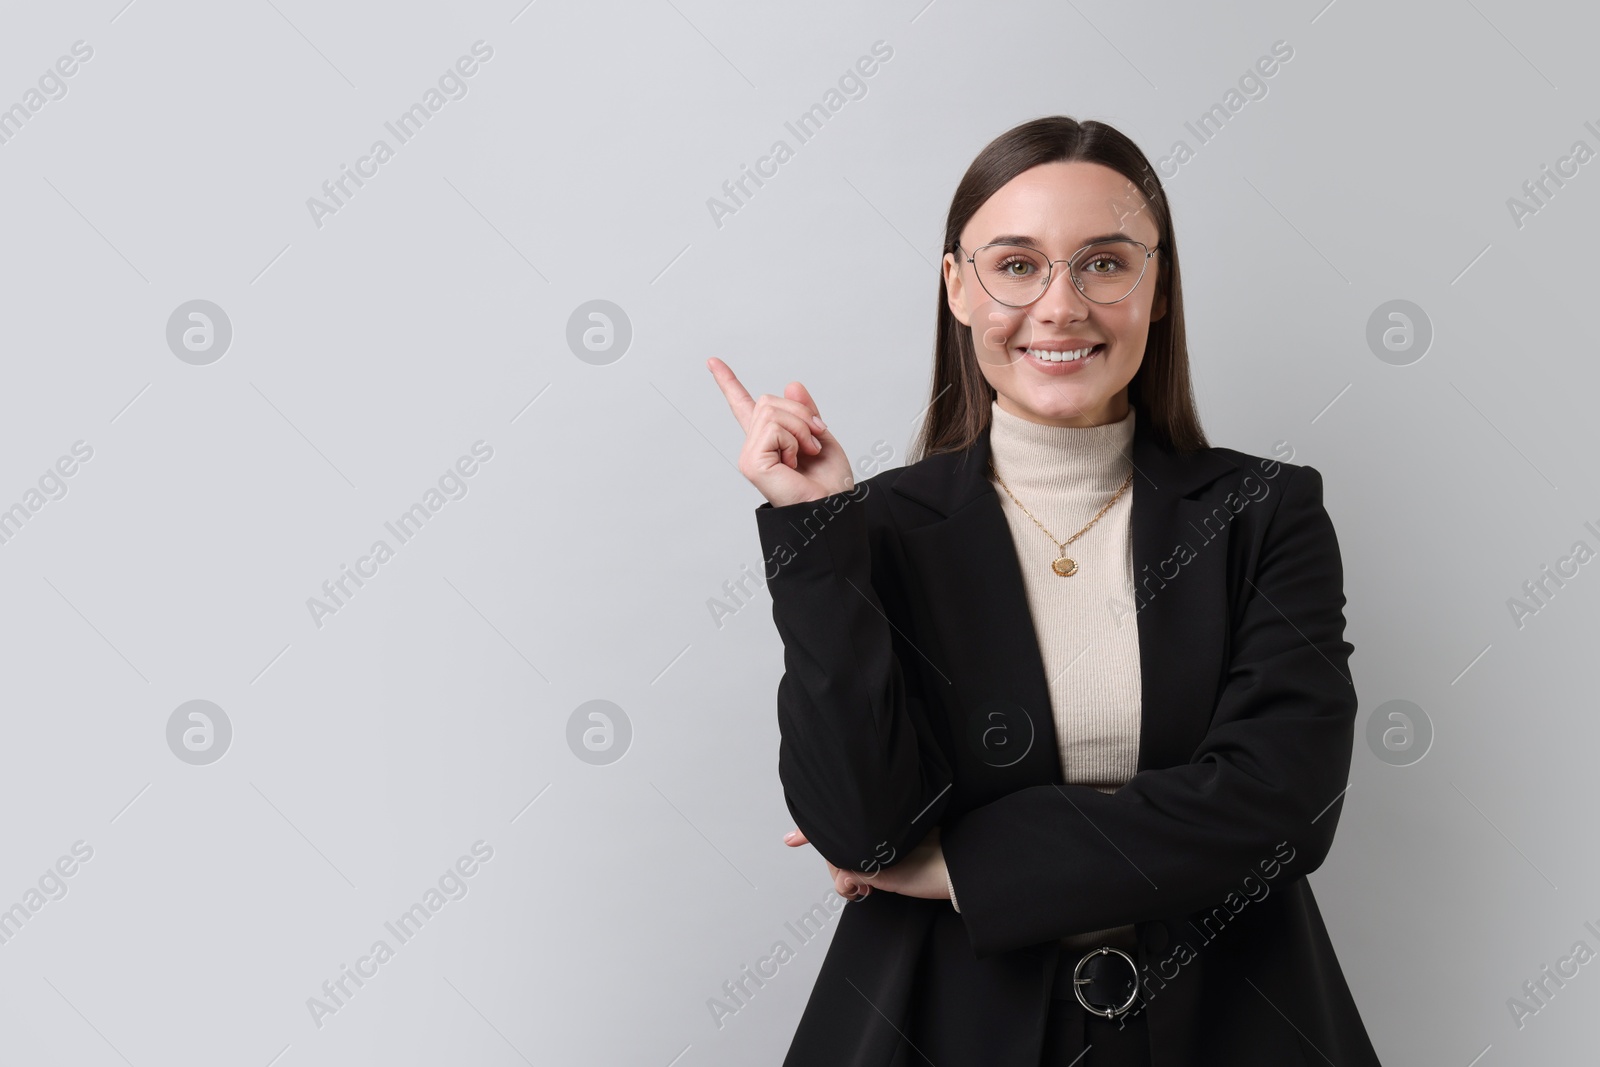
[947,398,1141,953]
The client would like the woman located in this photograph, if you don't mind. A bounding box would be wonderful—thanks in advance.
[707,116,1381,1066]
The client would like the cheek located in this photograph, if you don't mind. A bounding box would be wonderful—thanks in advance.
[1108,302,1151,336]
[973,303,1028,348]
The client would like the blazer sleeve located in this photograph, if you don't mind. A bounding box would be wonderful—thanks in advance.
[940,464,1358,957]
[755,483,954,878]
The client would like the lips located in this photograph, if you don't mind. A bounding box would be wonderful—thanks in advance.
[1019,342,1105,362]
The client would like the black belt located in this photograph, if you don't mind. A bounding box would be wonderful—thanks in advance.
[1051,944,1142,1019]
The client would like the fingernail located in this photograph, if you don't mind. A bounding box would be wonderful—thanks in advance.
[784,830,799,842]
[812,415,826,431]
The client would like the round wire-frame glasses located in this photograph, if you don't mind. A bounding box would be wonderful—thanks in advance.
[955,238,1161,307]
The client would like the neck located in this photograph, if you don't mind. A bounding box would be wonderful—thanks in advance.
[987,398,1136,503]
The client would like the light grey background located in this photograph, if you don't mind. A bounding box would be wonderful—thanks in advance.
[0,0,1595,1063]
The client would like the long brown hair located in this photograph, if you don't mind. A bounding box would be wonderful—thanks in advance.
[909,116,1208,463]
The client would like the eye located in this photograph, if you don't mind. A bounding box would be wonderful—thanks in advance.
[1082,254,1126,275]
[995,255,1037,277]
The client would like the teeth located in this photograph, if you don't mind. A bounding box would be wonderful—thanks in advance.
[1025,345,1098,361]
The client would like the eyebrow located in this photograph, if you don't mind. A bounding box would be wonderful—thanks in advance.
[985,232,1140,249]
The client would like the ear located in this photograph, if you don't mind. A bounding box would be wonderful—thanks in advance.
[943,252,972,327]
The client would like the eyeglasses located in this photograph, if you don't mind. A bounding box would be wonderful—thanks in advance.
[955,238,1160,307]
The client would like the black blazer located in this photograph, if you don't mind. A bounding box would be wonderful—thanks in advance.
[753,403,1383,1066]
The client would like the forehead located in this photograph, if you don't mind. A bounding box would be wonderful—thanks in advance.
[965,161,1159,248]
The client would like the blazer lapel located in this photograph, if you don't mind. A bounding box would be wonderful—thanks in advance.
[889,404,1240,793]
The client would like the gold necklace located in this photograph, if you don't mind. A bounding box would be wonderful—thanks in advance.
[988,460,1133,577]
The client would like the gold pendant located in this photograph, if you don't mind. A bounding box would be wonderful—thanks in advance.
[1052,556,1078,577]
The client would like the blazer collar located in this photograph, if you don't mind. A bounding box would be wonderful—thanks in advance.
[889,402,1244,782]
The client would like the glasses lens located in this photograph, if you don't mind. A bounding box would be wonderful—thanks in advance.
[1071,239,1148,303]
[972,240,1149,306]
[972,245,1049,307]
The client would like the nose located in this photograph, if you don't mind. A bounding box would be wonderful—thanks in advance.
[1029,261,1091,323]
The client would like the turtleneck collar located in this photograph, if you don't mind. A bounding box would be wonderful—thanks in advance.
[987,398,1136,500]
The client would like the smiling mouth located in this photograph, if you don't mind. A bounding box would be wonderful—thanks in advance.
[1018,343,1105,362]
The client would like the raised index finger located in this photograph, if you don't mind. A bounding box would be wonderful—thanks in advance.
[706,357,756,433]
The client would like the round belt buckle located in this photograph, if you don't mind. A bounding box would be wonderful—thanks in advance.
[1071,945,1141,1019]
